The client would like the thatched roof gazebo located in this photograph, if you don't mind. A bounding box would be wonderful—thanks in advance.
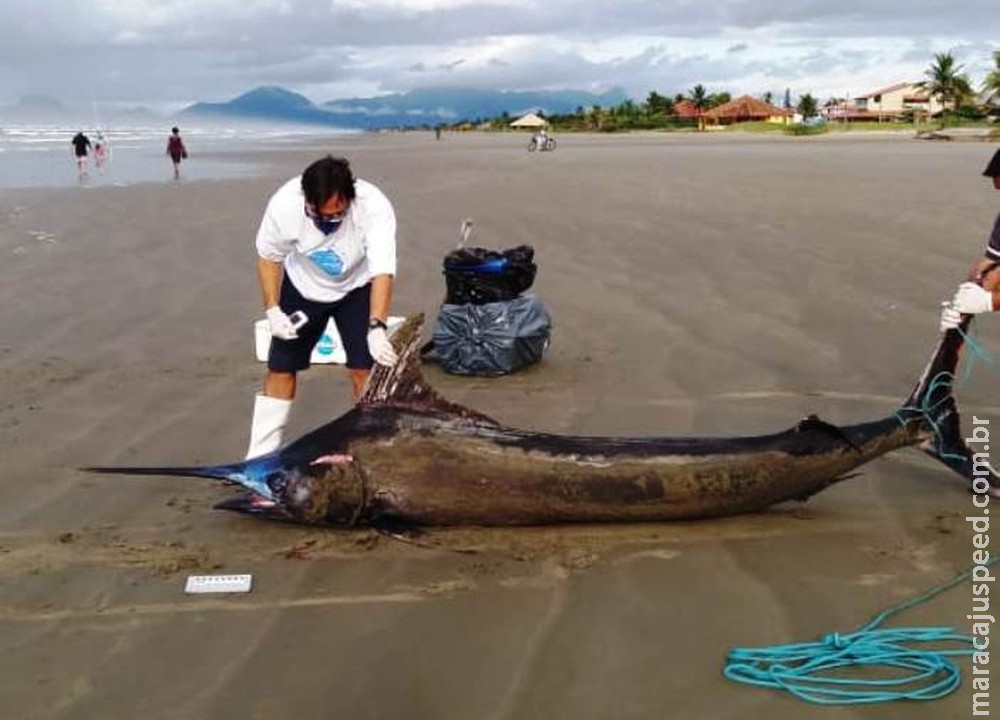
[702,96,792,127]
[509,112,548,129]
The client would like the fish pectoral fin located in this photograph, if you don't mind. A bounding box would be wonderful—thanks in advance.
[311,454,354,466]
[795,414,862,453]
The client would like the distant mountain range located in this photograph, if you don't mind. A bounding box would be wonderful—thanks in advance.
[0,94,162,124]
[1,86,629,129]
[181,86,628,129]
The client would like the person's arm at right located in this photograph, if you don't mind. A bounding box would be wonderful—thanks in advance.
[967,257,996,282]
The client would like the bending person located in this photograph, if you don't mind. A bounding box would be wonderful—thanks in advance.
[247,155,399,459]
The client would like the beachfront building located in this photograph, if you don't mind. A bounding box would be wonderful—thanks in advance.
[672,100,702,120]
[822,82,945,122]
[700,95,792,128]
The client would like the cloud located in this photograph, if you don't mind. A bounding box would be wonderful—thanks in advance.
[0,0,996,108]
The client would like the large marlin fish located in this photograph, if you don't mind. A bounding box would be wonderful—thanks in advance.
[87,315,996,527]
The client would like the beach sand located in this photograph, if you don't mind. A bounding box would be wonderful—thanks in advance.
[0,131,997,719]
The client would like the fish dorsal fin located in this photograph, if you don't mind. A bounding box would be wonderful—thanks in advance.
[358,314,500,425]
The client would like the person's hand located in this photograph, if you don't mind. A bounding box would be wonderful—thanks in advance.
[951,282,995,315]
[266,305,300,340]
[940,302,962,332]
[367,327,398,366]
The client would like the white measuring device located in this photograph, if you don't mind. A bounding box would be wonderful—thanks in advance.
[184,574,253,594]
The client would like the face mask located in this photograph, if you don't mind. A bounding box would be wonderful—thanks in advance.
[312,217,343,235]
[305,201,347,235]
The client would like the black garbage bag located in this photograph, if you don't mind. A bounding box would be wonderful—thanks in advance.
[429,294,551,376]
[443,245,537,305]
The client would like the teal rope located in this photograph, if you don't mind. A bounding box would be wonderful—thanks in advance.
[724,558,999,704]
[958,321,999,378]
[893,321,993,463]
[726,323,998,704]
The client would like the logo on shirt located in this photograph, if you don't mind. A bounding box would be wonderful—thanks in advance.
[307,249,345,277]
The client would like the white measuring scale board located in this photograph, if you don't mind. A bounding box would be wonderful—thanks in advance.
[184,574,253,594]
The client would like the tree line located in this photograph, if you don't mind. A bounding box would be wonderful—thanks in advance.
[475,50,1000,132]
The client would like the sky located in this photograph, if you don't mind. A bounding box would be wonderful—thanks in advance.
[1,0,997,112]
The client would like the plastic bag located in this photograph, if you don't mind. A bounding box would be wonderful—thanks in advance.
[442,245,537,305]
[429,294,551,376]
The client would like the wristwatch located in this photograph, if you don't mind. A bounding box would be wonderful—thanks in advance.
[368,318,388,331]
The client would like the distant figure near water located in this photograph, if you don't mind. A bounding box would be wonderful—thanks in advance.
[71,131,91,179]
[94,130,108,171]
[166,127,188,179]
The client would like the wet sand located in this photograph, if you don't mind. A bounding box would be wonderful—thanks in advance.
[0,131,997,719]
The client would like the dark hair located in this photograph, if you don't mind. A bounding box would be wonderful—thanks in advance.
[171,126,180,135]
[984,149,1000,179]
[301,156,356,208]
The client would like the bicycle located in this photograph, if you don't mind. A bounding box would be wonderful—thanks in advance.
[527,136,557,152]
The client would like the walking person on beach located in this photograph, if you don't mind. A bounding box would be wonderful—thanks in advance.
[166,127,187,179]
[245,155,399,459]
[71,131,91,179]
[94,130,108,171]
[941,149,1000,330]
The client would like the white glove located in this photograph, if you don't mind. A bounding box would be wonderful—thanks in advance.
[367,326,398,366]
[939,302,962,332]
[266,305,300,340]
[951,282,995,315]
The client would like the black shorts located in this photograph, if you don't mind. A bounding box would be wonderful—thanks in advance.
[267,277,373,372]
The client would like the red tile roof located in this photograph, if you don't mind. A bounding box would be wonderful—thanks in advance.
[702,95,791,120]
[673,100,702,118]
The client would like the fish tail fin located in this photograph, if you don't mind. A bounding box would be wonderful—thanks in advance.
[900,320,1000,494]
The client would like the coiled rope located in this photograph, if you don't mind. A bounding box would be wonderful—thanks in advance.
[726,321,996,704]
[724,559,996,704]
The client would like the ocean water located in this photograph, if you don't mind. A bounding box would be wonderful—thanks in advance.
[0,123,357,190]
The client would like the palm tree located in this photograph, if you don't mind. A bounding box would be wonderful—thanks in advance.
[762,91,774,105]
[689,84,709,112]
[952,75,976,111]
[916,52,972,112]
[982,51,1000,106]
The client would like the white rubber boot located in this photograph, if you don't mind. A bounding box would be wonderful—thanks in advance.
[245,394,292,459]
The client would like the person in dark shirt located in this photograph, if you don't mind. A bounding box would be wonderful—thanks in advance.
[166,127,188,179]
[941,149,1000,330]
[71,131,91,179]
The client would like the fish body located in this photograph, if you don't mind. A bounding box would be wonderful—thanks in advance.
[87,315,996,527]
